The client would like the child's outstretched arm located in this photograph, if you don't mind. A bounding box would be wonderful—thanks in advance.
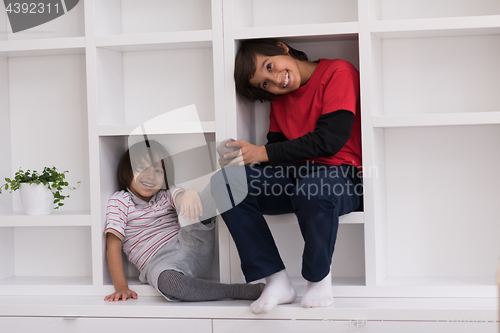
[104,233,138,301]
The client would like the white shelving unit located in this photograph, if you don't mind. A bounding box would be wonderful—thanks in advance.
[358,0,500,298]
[0,0,498,331]
[0,0,225,297]
[221,0,500,300]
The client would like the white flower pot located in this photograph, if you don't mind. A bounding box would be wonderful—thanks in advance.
[19,183,54,215]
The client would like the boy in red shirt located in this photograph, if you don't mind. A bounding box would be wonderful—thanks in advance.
[211,39,362,314]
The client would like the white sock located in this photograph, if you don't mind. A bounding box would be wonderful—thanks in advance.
[301,270,334,308]
[250,269,297,314]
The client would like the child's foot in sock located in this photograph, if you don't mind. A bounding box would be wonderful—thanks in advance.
[250,270,297,314]
[234,282,265,300]
[301,270,334,308]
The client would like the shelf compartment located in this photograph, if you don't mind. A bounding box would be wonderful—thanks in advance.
[272,222,366,283]
[373,112,500,128]
[99,134,217,210]
[370,0,500,21]
[229,36,360,143]
[1,0,85,41]
[96,45,216,126]
[371,33,500,117]
[0,211,91,227]
[229,220,366,291]
[231,0,358,29]
[379,125,500,294]
[371,15,500,39]
[0,226,92,285]
[0,52,90,215]
[234,22,358,40]
[94,0,213,36]
[99,134,218,285]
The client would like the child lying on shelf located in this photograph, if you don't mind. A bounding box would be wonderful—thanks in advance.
[104,139,263,302]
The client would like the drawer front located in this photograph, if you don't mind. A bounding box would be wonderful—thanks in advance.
[0,317,212,333]
[213,319,498,333]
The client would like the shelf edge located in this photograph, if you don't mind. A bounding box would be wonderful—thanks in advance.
[234,22,359,40]
[372,112,500,128]
[0,37,86,53]
[370,15,500,38]
[0,211,92,227]
[95,30,213,48]
[98,122,217,136]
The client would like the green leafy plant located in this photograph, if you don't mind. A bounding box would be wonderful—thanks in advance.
[0,167,81,209]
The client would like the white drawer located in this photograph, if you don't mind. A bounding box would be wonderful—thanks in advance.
[0,316,212,333]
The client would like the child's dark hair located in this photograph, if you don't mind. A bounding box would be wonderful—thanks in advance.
[234,38,308,102]
[118,139,173,191]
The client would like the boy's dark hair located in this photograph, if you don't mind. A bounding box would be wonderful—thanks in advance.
[234,38,308,102]
[118,139,173,191]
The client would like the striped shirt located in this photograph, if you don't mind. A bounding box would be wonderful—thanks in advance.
[104,187,183,271]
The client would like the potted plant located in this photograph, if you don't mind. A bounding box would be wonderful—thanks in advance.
[0,167,81,215]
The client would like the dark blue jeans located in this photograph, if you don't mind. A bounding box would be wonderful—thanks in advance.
[211,161,362,283]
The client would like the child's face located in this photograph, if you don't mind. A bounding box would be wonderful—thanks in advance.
[129,161,164,202]
[249,53,303,95]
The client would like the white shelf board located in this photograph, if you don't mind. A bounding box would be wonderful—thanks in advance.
[98,122,216,136]
[264,212,363,225]
[0,276,92,286]
[0,277,94,296]
[95,30,213,52]
[0,211,91,227]
[371,15,500,39]
[0,295,496,321]
[0,37,85,57]
[339,211,364,224]
[0,277,159,297]
[234,22,358,40]
[373,112,500,128]
[379,276,496,287]
[368,277,499,298]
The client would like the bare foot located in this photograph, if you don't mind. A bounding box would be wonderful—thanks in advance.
[250,270,297,314]
[301,270,334,308]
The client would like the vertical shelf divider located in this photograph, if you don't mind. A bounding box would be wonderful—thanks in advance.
[212,0,231,284]
[359,0,388,287]
[83,0,104,287]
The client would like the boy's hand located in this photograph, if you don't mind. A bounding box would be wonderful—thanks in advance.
[223,140,268,166]
[179,189,203,222]
[218,138,240,168]
[104,288,138,302]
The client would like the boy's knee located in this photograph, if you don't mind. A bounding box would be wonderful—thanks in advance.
[294,178,332,202]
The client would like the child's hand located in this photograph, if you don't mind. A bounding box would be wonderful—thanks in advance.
[179,189,203,222]
[104,288,138,302]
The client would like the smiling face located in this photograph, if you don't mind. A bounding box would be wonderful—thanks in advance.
[249,52,304,95]
[129,160,165,202]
